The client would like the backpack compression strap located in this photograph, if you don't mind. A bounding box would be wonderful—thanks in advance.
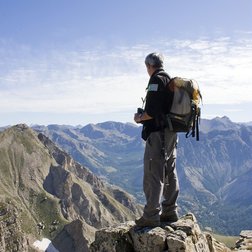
[195,108,201,141]
[186,107,200,141]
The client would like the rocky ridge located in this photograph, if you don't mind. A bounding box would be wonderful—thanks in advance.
[0,124,142,251]
[0,202,30,252]
[90,213,231,252]
[235,230,252,251]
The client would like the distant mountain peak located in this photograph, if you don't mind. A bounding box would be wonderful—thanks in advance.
[200,116,239,133]
[213,116,232,123]
[13,123,30,130]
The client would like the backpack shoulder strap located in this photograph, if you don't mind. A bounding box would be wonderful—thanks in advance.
[156,71,171,83]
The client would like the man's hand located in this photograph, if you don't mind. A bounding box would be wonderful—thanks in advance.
[134,112,153,123]
[134,113,142,124]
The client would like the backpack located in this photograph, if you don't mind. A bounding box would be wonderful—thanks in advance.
[165,77,202,141]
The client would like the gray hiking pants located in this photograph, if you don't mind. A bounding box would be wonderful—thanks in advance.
[143,128,179,221]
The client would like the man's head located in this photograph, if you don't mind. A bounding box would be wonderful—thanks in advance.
[145,52,164,76]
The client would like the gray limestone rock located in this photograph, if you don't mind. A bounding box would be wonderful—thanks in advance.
[235,230,252,251]
[90,213,231,252]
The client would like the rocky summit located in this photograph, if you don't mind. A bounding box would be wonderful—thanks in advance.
[235,230,252,251]
[90,213,231,252]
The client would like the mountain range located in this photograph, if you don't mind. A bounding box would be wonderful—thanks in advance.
[0,124,141,251]
[32,117,252,235]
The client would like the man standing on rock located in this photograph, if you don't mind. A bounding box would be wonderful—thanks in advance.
[134,52,179,227]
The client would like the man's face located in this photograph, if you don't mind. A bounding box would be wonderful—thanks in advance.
[146,64,152,76]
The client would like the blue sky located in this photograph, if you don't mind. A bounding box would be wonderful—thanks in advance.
[0,0,252,126]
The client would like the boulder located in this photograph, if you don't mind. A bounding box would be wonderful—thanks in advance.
[0,203,29,252]
[235,230,252,251]
[52,219,94,252]
[90,213,231,252]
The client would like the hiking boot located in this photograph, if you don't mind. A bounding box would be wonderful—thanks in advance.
[135,216,160,227]
[160,212,179,223]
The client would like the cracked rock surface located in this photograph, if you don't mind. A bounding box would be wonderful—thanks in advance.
[90,213,231,252]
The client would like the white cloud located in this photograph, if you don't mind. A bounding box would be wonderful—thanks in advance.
[162,37,252,105]
[0,35,252,123]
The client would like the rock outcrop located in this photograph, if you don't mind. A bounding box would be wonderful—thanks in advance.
[235,230,252,251]
[52,219,90,252]
[0,202,30,252]
[90,213,231,252]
